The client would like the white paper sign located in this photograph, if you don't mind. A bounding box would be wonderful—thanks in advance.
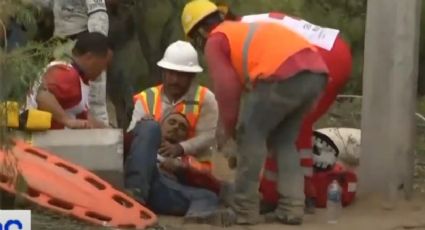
[242,14,340,51]
[281,17,340,51]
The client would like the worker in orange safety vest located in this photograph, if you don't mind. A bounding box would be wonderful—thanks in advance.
[125,40,220,194]
[214,9,353,214]
[182,0,329,226]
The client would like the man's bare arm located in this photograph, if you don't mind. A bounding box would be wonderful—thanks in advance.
[88,113,108,128]
[36,86,88,129]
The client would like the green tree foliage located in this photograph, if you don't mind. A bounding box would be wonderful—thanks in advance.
[0,0,55,146]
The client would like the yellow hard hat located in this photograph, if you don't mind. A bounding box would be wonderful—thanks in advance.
[182,0,218,36]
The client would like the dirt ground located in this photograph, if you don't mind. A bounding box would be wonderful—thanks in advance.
[26,98,425,229]
[30,152,425,230]
[157,196,425,230]
[151,152,425,230]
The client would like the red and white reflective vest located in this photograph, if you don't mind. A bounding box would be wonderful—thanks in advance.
[26,61,90,129]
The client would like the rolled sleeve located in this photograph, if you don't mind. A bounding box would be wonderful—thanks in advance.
[43,67,82,109]
[127,100,147,132]
[179,89,218,155]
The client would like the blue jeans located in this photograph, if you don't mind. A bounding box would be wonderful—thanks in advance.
[124,120,218,217]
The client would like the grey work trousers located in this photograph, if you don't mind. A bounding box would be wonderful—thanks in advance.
[232,71,327,223]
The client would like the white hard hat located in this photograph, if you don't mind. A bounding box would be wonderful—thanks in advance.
[315,127,361,168]
[157,40,203,73]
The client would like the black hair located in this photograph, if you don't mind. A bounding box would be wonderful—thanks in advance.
[189,11,223,37]
[161,112,190,127]
[222,8,239,21]
[72,32,111,57]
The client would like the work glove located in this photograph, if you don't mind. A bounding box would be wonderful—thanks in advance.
[313,136,338,170]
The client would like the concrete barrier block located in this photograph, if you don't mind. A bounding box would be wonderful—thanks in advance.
[26,129,124,189]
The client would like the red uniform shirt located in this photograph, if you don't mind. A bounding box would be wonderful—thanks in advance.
[43,62,90,129]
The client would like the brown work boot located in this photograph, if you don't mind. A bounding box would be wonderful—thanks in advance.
[185,208,237,227]
[263,211,303,225]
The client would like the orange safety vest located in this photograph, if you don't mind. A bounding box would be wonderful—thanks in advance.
[133,84,208,138]
[211,21,317,87]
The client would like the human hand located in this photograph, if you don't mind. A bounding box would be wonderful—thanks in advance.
[160,158,183,174]
[88,114,108,129]
[63,118,91,129]
[159,141,184,158]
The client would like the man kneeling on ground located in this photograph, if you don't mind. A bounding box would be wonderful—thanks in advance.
[26,32,112,129]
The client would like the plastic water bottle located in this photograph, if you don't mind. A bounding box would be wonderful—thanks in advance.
[327,179,342,224]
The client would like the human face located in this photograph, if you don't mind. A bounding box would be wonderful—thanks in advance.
[83,49,113,81]
[162,69,194,101]
[161,113,189,143]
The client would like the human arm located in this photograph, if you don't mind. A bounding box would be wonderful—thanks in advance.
[36,67,90,129]
[86,0,109,36]
[88,113,108,128]
[204,33,243,142]
[36,87,89,129]
[126,100,149,132]
[179,90,218,155]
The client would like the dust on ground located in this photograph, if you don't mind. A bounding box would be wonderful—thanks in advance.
[26,97,425,229]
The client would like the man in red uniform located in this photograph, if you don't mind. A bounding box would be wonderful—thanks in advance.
[26,32,113,129]
[182,0,329,226]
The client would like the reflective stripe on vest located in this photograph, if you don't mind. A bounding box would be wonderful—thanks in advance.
[242,23,259,89]
[134,85,207,137]
[211,21,316,85]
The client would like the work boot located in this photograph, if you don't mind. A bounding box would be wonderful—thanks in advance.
[260,200,277,214]
[263,211,303,225]
[185,208,237,227]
